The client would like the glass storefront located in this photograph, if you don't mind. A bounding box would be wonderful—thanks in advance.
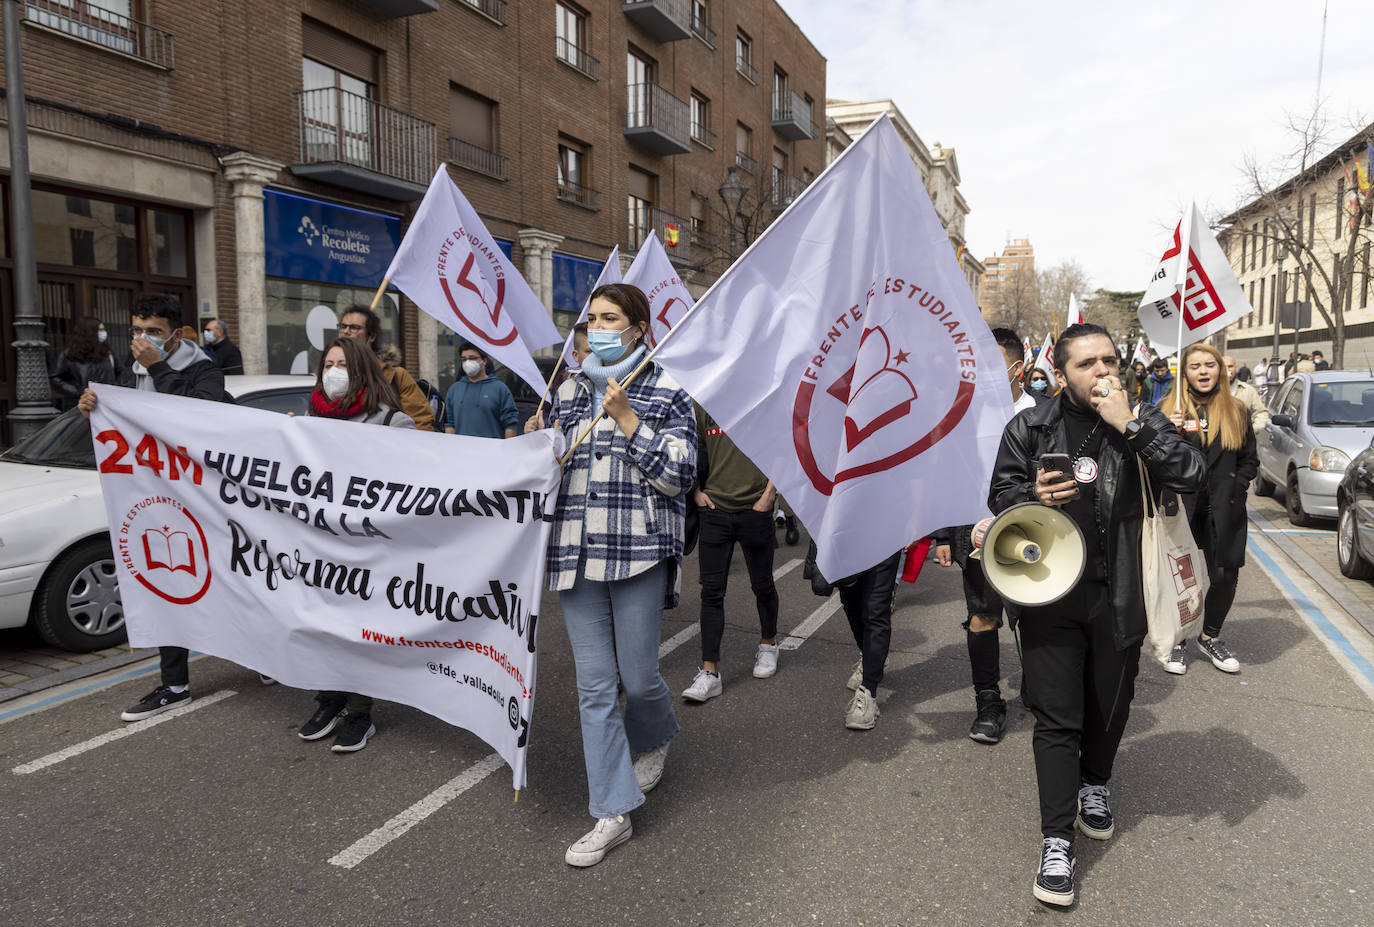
[266,280,399,375]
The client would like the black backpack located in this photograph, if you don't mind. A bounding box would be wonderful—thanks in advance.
[414,377,446,426]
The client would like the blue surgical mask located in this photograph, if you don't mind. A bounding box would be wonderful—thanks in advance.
[587,327,634,362]
[97,330,108,343]
[1031,379,1048,392]
[142,333,170,360]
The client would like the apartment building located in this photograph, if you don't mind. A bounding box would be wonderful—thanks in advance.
[0,0,826,433]
[979,237,1034,313]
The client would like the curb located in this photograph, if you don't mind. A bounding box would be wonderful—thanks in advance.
[0,648,158,703]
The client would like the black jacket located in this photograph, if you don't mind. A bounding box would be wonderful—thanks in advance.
[123,355,228,402]
[50,354,120,409]
[208,338,244,375]
[1179,422,1258,570]
[988,394,1206,651]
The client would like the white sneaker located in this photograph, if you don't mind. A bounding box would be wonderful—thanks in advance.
[752,643,780,678]
[1163,644,1188,675]
[632,742,669,793]
[845,658,863,691]
[845,685,879,730]
[565,814,632,867]
[1197,636,1241,673]
[681,668,722,702]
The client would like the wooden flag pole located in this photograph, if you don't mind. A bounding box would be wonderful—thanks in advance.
[369,278,390,312]
[535,352,567,415]
[556,350,657,466]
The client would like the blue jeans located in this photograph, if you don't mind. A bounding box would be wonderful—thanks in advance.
[560,559,679,819]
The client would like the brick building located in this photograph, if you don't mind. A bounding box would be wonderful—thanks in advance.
[0,0,826,433]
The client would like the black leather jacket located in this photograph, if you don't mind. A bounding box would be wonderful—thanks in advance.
[988,394,1206,651]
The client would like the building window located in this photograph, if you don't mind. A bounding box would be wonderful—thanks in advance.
[690,92,712,147]
[449,85,504,179]
[1257,276,1265,326]
[300,20,380,169]
[735,29,755,82]
[23,0,169,64]
[773,66,788,102]
[735,122,754,173]
[627,48,656,127]
[627,167,656,249]
[689,195,707,241]
[771,147,787,204]
[557,138,596,208]
[555,1,596,77]
[1308,193,1316,244]
[1240,231,1247,270]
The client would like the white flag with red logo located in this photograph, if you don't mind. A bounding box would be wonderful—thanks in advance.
[1033,333,1056,381]
[1022,336,1033,368]
[1067,293,1084,328]
[1137,201,1253,355]
[384,167,562,392]
[1131,338,1153,367]
[623,230,694,348]
[652,115,1014,580]
[560,247,621,369]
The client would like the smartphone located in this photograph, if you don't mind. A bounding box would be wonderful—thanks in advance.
[1039,452,1073,476]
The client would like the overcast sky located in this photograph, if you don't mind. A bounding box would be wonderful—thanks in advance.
[785,0,1370,293]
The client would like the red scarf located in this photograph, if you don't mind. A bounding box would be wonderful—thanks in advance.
[310,387,367,419]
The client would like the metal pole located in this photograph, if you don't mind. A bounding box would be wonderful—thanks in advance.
[3,0,56,444]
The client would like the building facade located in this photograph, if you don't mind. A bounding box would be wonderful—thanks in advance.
[0,0,826,437]
[979,237,1034,315]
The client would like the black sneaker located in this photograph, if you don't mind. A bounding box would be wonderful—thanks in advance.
[1076,783,1114,840]
[783,515,800,546]
[968,689,1007,744]
[120,686,191,722]
[299,701,345,741]
[331,712,376,753]
[1033,837,1076,907]
[1196,635,1240,673]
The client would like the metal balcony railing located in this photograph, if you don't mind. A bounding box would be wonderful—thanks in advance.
[771,90,815,141]
[448,137,508,181]
[770,173,809,209]
[653,207,689,253]
[624,82,691,155]
[296,87,436,186]
[556,179,600,209]
[691,120,716,149]
[23,0,175,68]
[458,0,507,24]
[734,151,757,174]
[621,0,692,42]
[690,11,715,47]
[736,55,757,83]
[555,36,600,80]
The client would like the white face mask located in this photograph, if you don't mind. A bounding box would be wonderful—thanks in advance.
[322,366,350,400]
[97,330,108,343]
[462,359,484,378]
[203,329,216,345]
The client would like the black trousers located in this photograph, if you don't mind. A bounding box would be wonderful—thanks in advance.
[951,530,1004,697]
[317,691,374,714]
[1201,546,1240,639]
[159,646,189,687]
[697,507,779,663]
[1019,580,1141,840]
[839,552,902,695]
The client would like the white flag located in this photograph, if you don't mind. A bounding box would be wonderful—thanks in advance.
[653,115,1014,581]
[623,230,694,348]
[1033,333,1056,382]
[1137,201,1253,355]
[1067,293,1083,328]
[1131,338,1153,367]
[384,167,562,393]
[1022,336,1034,368]
[560,247,621,369]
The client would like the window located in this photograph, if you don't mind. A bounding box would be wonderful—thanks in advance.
[555,1,595,76]
[1257,277,1265,326]
[1240,231,1247,270]
[627,48,655,127]
[451,85,497,152]
[735,30,755,81]
[627,167,656,249]
[690,92,711,146]
[735,122,754,172]
[773,66,788,102]
[1364,243,1371,308]
[300,21,380,169]
[1270,272,1277,325]
[557,138,595,208]
[1308,193,1317,243]
[689,195,707,239]
[771,147,788,204]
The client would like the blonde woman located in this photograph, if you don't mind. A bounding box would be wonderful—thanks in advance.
[1161,343,1258,674]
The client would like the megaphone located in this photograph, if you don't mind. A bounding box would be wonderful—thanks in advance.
[968,502,1085,607]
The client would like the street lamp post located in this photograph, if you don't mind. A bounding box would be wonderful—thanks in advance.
[716,165,748,261]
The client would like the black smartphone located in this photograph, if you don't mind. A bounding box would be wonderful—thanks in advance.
[1039,453,1072,476]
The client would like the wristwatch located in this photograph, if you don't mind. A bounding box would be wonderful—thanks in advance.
[1123,420,1143,441]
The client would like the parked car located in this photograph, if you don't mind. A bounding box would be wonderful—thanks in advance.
[1336,442,1374,580]
[496,356,565,431]
[1254,371,1374,526]
[0,375,314,652]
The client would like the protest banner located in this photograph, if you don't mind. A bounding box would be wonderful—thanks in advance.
[90,385,561,788]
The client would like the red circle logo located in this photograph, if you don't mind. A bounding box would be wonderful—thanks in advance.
[118,495,212,605]
[438,236,517,347]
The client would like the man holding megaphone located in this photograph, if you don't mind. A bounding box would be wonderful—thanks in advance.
[986,323,1204,908]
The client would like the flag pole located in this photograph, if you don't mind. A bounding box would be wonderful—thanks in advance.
[536,352,566,413]
[368,278,390,312]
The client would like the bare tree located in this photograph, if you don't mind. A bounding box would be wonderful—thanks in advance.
[1083,289,1145,344]
[1035,260,1092,339]
[983,263,1045,341]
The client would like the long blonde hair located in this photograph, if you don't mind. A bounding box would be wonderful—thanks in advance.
[1162,343,1248,451]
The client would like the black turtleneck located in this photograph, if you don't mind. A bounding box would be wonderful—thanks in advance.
[1060,394,1110,581]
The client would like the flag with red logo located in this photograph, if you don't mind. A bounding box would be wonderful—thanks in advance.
[1022,336,1033,368]
[1137,201,1253,356]
[560,247,621,369]
[1032,333,1055,382]
[384,167,562,392]
[623,230,695,348]
[1067,293,1083,328]
[652,115,1014,580]
[1131,338,1153,367]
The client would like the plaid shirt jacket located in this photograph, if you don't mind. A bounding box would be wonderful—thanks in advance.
[544,363,697,607]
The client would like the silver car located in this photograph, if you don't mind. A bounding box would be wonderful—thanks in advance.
[1255,371,1374,525]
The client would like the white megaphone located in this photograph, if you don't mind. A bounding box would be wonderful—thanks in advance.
[968,502,1086,607]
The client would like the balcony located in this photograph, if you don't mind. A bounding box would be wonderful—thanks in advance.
[734,151,757,175]
[555,37,600,80]
[771,90,815,141]
[448,137,508,181]
[770,174,809,211]
[735,55,757,84]
[22,0,174,68]
[556,179,601,211]
[621,0,691,42]
[624,83,691,155]
[356,0,438,15]
[458,0,507,25]
[690,121,716,149]
[292,87,437,200]
[690,11,715,48]
[627,207,694,260]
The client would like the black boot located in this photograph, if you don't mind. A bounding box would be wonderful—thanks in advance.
[968,688,1006,744]
[783,514,800,546]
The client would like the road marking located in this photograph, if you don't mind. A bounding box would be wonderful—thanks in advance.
[657,557,804,659]
[1258,528,1335,536]
[328,753,506,869]
[11,689,238,775]
[779,593,843,651]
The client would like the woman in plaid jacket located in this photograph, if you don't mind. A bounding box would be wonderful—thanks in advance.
[527,283,697,867]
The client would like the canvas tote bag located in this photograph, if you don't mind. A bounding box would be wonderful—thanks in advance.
[1137,456,1209,662]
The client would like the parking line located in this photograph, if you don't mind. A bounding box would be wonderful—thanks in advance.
[657,557,804,659]
[11,689,238,775]
[779,593,843,651]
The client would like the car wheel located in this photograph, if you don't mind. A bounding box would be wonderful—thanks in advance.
[1285,471,1317,528]
[1253,472,1277,496]
[32,537,126,652]
[1337,506,1374,580]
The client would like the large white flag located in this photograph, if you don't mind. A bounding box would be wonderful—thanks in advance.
[1033,333,1056,381]
[1137,201,1253,355]
[623,230,694,348]
[385,167,562,392]
[90,385,561,789]
[560,247,621,369]
[653,115,1014,581]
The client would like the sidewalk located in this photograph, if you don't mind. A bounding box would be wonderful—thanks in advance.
[0,632,154,703]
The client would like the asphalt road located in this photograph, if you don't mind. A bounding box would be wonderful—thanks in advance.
[3,526,1373,927]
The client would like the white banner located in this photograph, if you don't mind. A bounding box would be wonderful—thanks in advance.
[1137,201,1254,355]
[623,231,695,348]
[1033,333,1056,381]
[90,385,561,789]
[653,115,1014,581]
[385,167,562,393]
[560,247,621,369]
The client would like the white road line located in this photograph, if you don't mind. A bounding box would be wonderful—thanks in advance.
[656,558,804,659]
[11,689,237,775]
[328,753,506,869]
[779,593,843,651]
[773,557,804,581]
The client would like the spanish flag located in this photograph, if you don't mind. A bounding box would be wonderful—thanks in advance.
[663,223,680,247]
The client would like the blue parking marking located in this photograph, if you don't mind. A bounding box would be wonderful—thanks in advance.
[1248,540,1374,688]
[0,661,161,723]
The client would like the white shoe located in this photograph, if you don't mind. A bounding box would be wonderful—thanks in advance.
[752,643,780,678]
[1197,636,1241,673]
[632,743,669,793]
[845,685,879,730]
[845,658,863,691]
[1163,644,1188,675]
[565,814,632,867]
[682,668,722,702]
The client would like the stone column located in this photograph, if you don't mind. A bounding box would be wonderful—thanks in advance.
[516,228,564,311]
[417,311,438,385]
[221,152,284,376]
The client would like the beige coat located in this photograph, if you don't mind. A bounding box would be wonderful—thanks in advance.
[1231,379,1270,431]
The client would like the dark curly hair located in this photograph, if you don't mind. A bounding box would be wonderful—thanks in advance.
[65,316,111,364]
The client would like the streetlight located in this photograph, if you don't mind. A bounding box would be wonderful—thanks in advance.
[716,165,748,261]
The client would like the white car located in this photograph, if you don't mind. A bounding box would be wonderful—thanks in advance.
[0,376,315,651]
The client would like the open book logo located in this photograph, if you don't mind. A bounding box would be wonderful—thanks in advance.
[142,526,198,577]
[1170,551,1198,595]
[438,235,517,347]
[826,328,918,452]
[117,496,212,606]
